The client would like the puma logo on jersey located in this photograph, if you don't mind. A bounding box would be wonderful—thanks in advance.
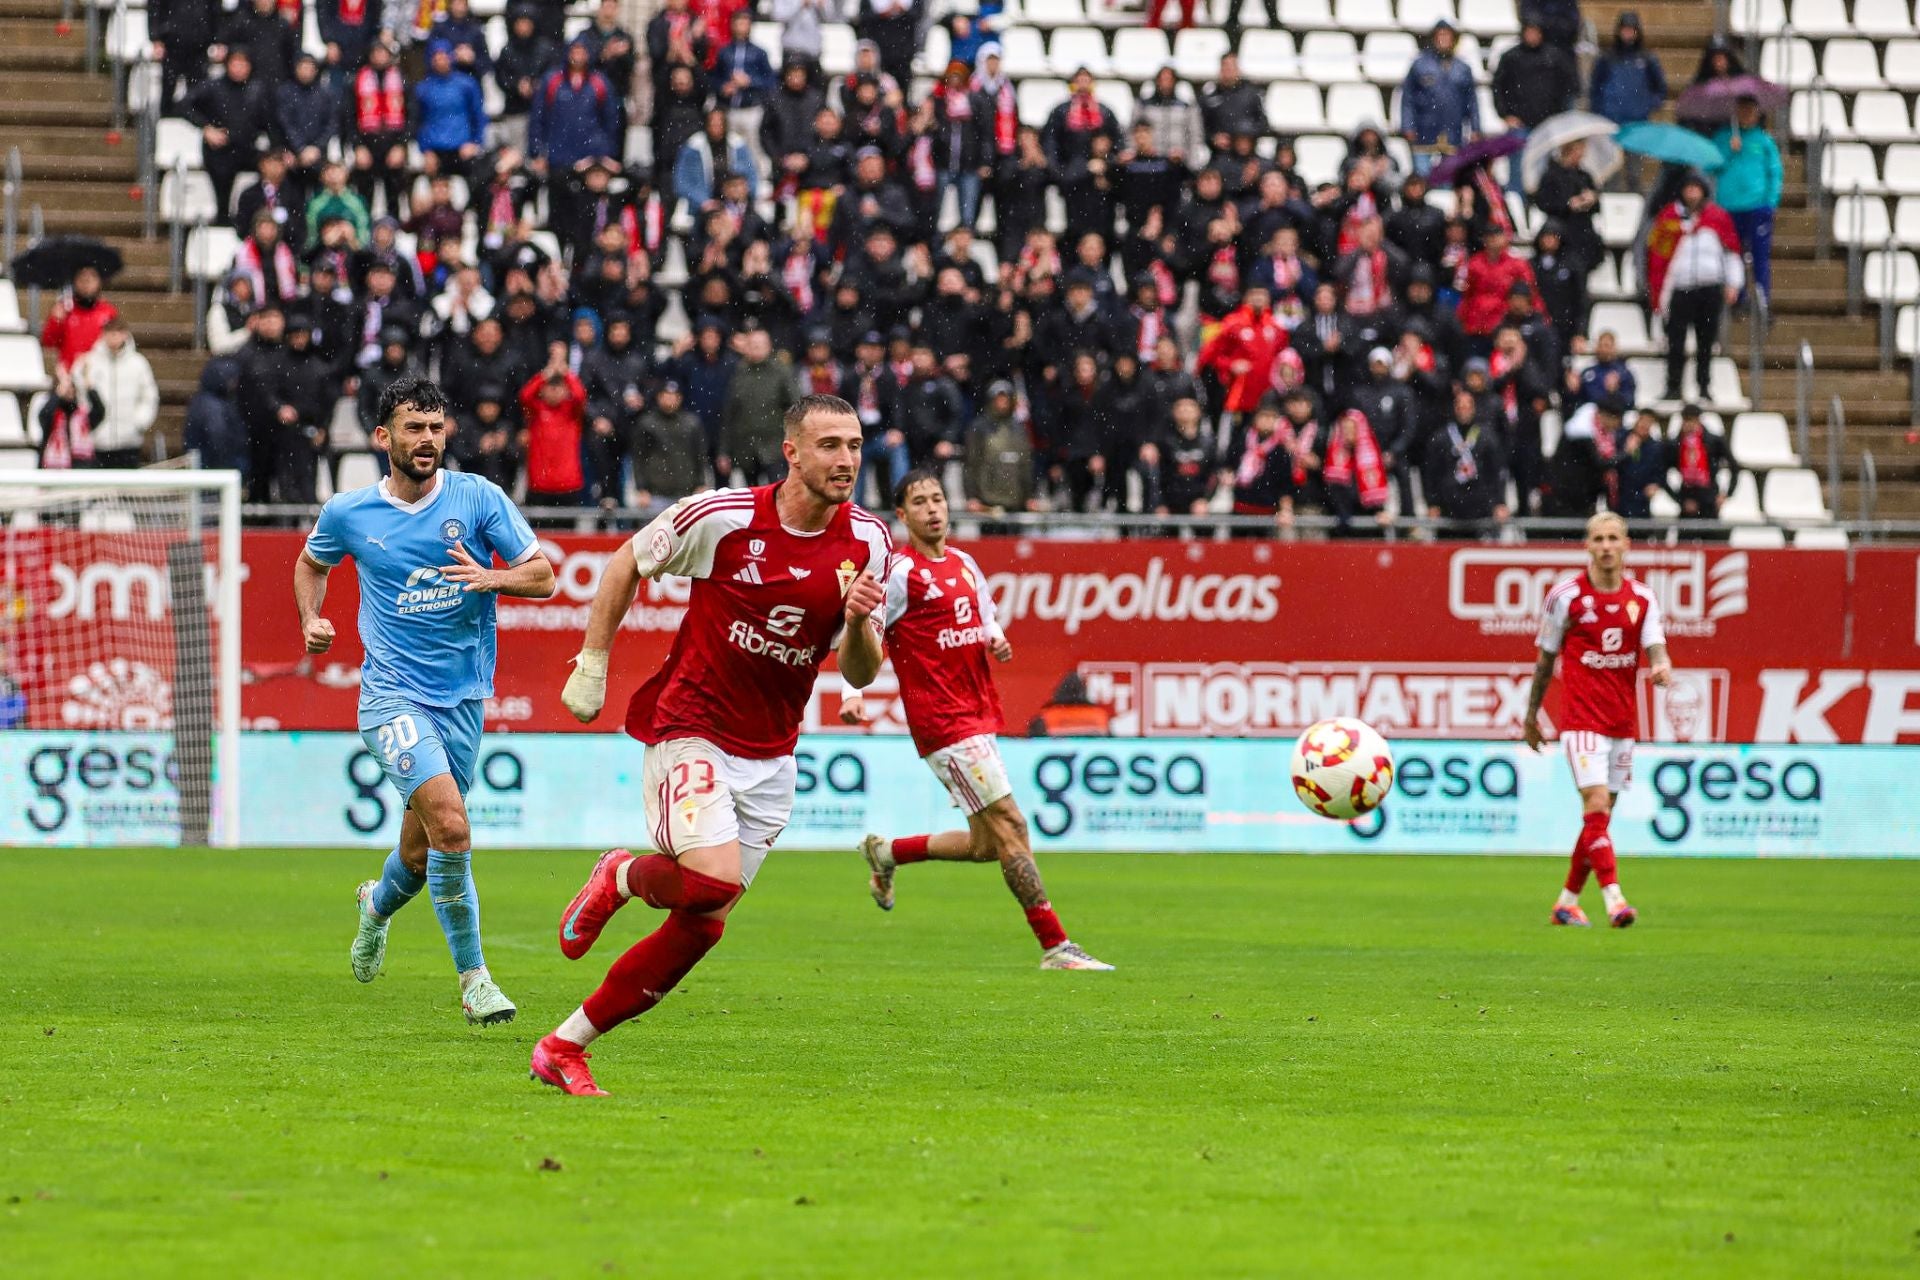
[366,535,388,549]
[734,563,765,584]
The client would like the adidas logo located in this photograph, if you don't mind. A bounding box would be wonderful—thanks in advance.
[734,563,764,584]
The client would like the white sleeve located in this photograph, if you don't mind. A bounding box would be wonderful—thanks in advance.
[881,554,913,633]
[1537,584,1571,655]
[1639,589,1667,649]
[630,491,748,580]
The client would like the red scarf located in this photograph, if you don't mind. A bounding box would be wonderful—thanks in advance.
[1473,168,1513,235]
[354,65,406,134]
[1286,420,1318,486]
[486,182,517,246]
[976,73,1017,153]
[1148,259,1177,305]
[1336,192,1377,256]
[1066,93,1102,133]
[618,195,663,258]
[909,134,937,192]
[1206,245,1239,292]
[338,0,367,24]
[41,394,95,470]
[237,236,299,302]
[1489,346,1520,421]
[1678,428,1713,488]
[1323,411,1389,508]
[1132,305,1163,360]
[782,244,815,311]
[806,361,839,395]
[1235,425,1286,487]
[1345,248,1387,315]
[942,85,973,119]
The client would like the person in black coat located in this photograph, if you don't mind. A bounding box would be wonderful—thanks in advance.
[218,0,299,95]
[495,4,558,150]
[149,0,223,116]
[1528,220,1590,362]
[1532,148,1604,272]
[897,343,967,468]
[1611,407,1669,520]
[919,267,986,362]
[1036,275,1117,377]
[232,148,306,252]
[234,303,297,503]
[1385,172,1449,273]
[187,48,277,218]
[275,307,335,504]
[1425,387,1510,532]
[276,54,340,179]
[184,356,249,473]
[991,127,1054,260]
[1492,18,1580,134]
[1094,351,1157,511]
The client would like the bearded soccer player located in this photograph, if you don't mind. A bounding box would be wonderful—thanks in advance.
[841,472,1112,970]
[1523,512,1672,928]
[534,394,893,1096]
[295,376,556,1024]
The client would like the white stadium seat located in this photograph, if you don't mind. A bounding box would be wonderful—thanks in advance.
[1299,32,1361,85]
[1456,0,1518,35]
[750,21,781,62]
[1022,0,1086,26]
[1708,357,1749,409]
[1265,81,1327,131]
[1895,198,1920,245]
[155,117,203,171]
[1789,90,1852,140]
[1361,31,1419,84]
[997,26,1049,78]
[0,446,40,472]
[915,24,951,74]
[1758,37,1817,88]
[1335,0,1399,32]
[1884,39,1920,89]
[1864,248,1920,301]
[1017,77,1068,127]
[1325,83,1387,132]
[1834,194,1892,245]
[1728,525,1788,548]
[1586,254,1627,300]
[1398,0,1458,31]
[1720,470,1765,524]
[1598,193,1643,248]
[1279,0,1339,29]
[1822,39,1886,91]
[159,169,219,225]
[1173,28,1232,81]
[1048,27,1110,77]
[186,225,240,281]
[1762,468,1833,521]
[1110,27,1172,80]
[1847,91,1910,141]
[1238,29,1299,81]
[1293,134,1349,186]
[819,24,856,75]
[0,394,27,446]
[1788,0,1854,37]
[1822,142,1885,194]
[1730,0,1787,35]
[1587,302,1653,355]
[1730,413,1801,470]
[1855,0,1917,38]
[1794,527,1851,549]
[0,280,22,333]
[1881,143,1920,195]
[335,452,383,493]
[0,336,50,395]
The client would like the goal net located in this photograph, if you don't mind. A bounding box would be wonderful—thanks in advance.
[0,469,242,847]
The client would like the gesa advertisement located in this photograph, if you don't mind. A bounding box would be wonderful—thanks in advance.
[4,732,1916,857]
[7,534,1918,744]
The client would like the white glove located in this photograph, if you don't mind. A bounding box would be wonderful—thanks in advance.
[561,649,609,723]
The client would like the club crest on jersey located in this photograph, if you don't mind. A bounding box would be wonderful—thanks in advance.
[648,526,674,564]
[441,519,465,541]
[1578,595,1599,624]
[1626,600,1642,624]
[748,538,766,558]
[397,753,415,775]
[836,559,859,595]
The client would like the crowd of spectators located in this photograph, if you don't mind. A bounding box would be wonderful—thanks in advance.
[111,0,1776,531]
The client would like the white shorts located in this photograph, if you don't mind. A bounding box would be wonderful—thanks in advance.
[1563,731,1634,793]
[641,738,797,888]
[923,734,1015,816]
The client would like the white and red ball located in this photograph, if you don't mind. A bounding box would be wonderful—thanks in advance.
[1290,718,1395,821]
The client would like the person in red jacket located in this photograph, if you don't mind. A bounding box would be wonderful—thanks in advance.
[40,267,120,372]
[1196,284,1288,433]
[519,356,588,505]
[1455,225,1539,355]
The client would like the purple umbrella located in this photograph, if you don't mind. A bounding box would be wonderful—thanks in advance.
[1428,133,1526,188]
[1676,75,1790,124]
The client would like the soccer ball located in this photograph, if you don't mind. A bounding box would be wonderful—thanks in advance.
[1291,718,1395,821]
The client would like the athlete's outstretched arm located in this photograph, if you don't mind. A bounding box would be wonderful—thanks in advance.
[440,543,556,598]
[293,552,335,655]
[560,546,642,723]
[838,571,887,689]
[1522,648,1556,751]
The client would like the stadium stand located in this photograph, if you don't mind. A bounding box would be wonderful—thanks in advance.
[0,0,1908,536]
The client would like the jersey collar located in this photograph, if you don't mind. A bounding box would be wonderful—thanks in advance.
[378,472,445,515]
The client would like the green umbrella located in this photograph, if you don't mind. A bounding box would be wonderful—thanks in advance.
[1615,122,1726,173]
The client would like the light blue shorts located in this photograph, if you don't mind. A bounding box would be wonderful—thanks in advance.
[358,696,485,805]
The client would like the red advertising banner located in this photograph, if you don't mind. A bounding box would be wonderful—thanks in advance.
[13,531,1919,744]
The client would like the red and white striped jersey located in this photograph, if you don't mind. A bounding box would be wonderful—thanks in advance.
[1537,571,1666,740]
[623,485,893,759]
[881,543,1006,756]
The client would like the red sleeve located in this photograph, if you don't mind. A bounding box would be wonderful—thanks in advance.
[518,372,544,409]
[39,310,64,352]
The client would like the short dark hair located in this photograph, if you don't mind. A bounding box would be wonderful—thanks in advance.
[378,375,448,429]
[782,392,856,438]
[892,468,943,508]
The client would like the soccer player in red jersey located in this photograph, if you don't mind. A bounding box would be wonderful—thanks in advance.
[529,394,893,1096]
[841,471,1113,970]
[1523,513,1673,928]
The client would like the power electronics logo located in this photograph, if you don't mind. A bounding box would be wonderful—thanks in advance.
[1448,548,1748,639]
[1078,661,1539,739]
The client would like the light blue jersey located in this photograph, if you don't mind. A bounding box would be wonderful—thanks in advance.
[304,470,540,710]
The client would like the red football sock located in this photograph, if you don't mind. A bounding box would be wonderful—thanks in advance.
[1565,833,1591,894]
[629,854,738,912]
[1024,902,1068,950]
[581,909,725,1032]
[1584,810,1619,887]
[891,835,931,865]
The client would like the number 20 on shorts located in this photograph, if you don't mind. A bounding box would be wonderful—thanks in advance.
[376,714,420,762]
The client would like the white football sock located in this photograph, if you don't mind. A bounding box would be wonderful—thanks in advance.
[1601,883,1627,911]
[458,965,491,993]
[1556,889,1581,909]
[616,856,637,900]
[555,1006,601,1047]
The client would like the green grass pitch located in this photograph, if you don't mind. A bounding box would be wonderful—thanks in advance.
[1,849,1916,1278]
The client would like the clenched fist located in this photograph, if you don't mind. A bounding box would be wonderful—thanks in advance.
[842,570,885,627]
[562,649,609,723]
[304,617,335,655]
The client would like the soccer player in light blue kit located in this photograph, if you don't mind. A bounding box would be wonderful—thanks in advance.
[294,377,556,1025]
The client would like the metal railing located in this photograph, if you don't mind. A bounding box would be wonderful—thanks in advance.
[1880,234,1899,370]
[1794,340,1814,462]
[107,0,130,139]
[25,203,43,329]
[1859,450,1878,531]
[167,160,187,293]
[83,0,100,78]
[1,147,19,268]
[1810,114,1831,261]
[1827,393,1846,511]
[1746,252,1769,404]
[1845,181,1865,314]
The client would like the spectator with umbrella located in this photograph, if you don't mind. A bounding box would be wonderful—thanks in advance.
[17,239,124,372]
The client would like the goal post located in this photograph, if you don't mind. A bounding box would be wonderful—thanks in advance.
[0,469,243,847]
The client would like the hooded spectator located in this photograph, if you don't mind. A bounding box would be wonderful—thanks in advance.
[520,355,590,504]
[1399,21,1479,168]
[184,357,250,473]
[1590,12,1668,127]
[531,40,621,175]
[75,317,160,467]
